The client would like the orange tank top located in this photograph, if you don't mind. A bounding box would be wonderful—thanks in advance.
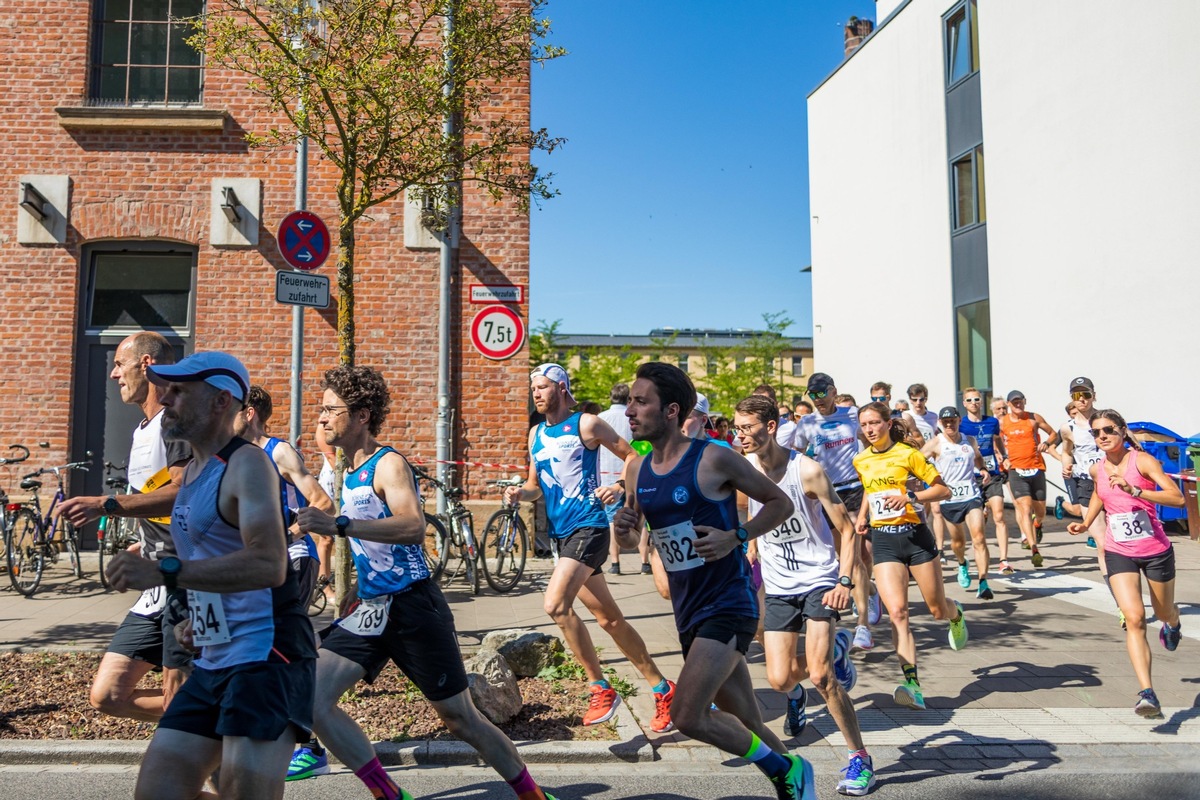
[999,413,1042,470]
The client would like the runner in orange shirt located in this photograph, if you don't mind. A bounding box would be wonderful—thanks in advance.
[998,390,1059,569]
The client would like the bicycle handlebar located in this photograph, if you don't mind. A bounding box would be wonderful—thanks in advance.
[0,444,31,465]
[23,461,92,480]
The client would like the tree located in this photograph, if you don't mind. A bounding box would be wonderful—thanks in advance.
[695,312,794,414]
[190,0,565,364]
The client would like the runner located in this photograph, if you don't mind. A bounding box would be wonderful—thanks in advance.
[922,407,992,600]
[853,402,968,711]
[600,383,651,576]
[613,362,814,800]
[300,366,559,800]
[506,364,675,732]
[998,390,1058,569]
[106,351,316,800]
[792,373,880,655]
[903,383,947,558]
[313,420,339,601]
[1058,377,1107,551]
[960,388,1013,575]
[1067,409,1184,718]
[57,332,193,723]
[734,395,875,796]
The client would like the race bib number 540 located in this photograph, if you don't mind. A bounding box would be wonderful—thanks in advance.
[650,520,705,573]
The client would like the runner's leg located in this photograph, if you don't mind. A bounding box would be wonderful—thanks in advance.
[1109,571,1153,690]
[544,557,613,683]
[308,649,377,770]
[576,573,666,686]
[89,654,162,722]
[134,728,222,800]
[874,562,915,666]
[804,620,864,751]
[673,637,785,755]
[966,507,990,582]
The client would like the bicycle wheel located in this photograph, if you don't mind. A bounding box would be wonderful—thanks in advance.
[465,545,480,595]
[6,508,45,597]
[63,522,82,579]
[308,584,328,617]
[423,513,448,581]
[481,509,528,593]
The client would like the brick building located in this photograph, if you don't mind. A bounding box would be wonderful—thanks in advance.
[0,1,532,505]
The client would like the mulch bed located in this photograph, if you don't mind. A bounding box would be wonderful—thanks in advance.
[0,652,617,742]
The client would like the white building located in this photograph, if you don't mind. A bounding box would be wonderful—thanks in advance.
[807,0,1200,440]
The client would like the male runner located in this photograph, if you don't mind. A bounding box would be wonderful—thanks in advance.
[108,351,316,800]
[300,366,558,800]
[614,361,812,800]
[792,373,878,654]
[58,332,192,722]
[1058,377,1107,549]
[601,383,650,575]
[903,383,947,557]
[922,407,992,599]
[506,364,675,732]
[999,390,1058,569]
[735,395,875,796]
[960,388,1013,574]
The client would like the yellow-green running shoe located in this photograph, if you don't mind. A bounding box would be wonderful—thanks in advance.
[948,600,968,650]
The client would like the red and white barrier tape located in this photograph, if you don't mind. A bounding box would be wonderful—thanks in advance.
[410,456,625,477]
[1168,472,1199,484]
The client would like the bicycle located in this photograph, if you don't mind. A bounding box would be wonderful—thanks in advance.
[1,445,33,580]
[478,476,530,593]
[413,466,481,595]
[5,454,92,597]
[96,462,138,591]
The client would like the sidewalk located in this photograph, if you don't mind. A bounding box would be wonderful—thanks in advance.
[3,514,1199,763]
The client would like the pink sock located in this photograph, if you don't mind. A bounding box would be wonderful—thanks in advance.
[506,766,544,799]
[354,758,402,800]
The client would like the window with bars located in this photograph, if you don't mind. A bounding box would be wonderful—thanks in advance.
[92,0,206,106]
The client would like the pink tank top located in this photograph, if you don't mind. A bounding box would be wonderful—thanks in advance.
[1094,452,1170,558]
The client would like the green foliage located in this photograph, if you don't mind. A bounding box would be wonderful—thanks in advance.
[693,311,794,415]
[536,649,638,699]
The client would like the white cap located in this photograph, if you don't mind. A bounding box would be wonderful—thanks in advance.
[530,363,575,399]
[147,351,250,403]
[692,393,710,418]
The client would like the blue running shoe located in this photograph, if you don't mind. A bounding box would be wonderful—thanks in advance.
[833,628,857,692]
[783,686,808,737]
[771,753,815,800]
[1160,622,1182,652]
[1054,496,1064,520]
[286,746,330,781]
[867,590,882,626]
[1086,536,1097,549]
[1134,688,1163,719]
[837,753,876,796]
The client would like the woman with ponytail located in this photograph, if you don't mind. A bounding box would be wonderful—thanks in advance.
[1067,409,1184,718]
[852,403,968,711]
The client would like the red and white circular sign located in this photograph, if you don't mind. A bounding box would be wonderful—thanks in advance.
[470,304,525,360]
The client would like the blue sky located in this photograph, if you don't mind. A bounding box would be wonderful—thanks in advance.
[529,1,878,338]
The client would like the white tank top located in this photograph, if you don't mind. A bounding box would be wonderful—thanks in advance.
[911,411,939,443]
[934,433,980,504]
[746,452,839,595]
[1068,416,1105,478]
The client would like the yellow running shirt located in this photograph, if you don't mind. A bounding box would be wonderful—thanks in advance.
[853,442,941,527]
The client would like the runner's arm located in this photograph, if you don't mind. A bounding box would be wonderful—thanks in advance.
[801,458,858,575]
[1134,452,1185,507]
[583,413,635,503]
[56,462,186,526]
[1059,424,1075,476]
[1034,413,1059,452]
[694,448,793,561]
[297,452,424,545]
[504,428,543,504]
[611,456,645,550]
[1069,465,1108,533]
[271,440,335,512]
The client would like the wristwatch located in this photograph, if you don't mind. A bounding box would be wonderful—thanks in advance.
[838,575,854,589]
[159,556,182,592]
[735,526,750,544]
[335,515,351,537]
[906,490,919,504]
[103,495,120,515]
[1130,486,1143,499]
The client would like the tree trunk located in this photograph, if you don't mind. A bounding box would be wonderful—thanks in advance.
[333,214,355,607]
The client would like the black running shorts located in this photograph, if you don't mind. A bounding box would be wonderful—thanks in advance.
[870,523,939,567]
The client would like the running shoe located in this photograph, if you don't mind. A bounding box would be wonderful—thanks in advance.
[867,589,882,626]
[783,686,808,737]
[650,680,675,733]
[837,753,876,796]
[1160,622,1182,652]
[1085,536,1097,549]
[833,628,857,693]
[850,624,874,654]
[641,563,653,575]
[770,753,815,800]
[1020,538,1031,550]
[607,562,621,575]
[1134,688,1163,719]
[286,746,330,781]
[893,680,925,710]
[1030,550,1044,568]
[1054,497,1064,520]
[999,561,1015,575]
[582,684,621,725]
[1119,610,1127,630]
[948,601,968,651]
[957,562,971,589]
[977,581,993,600]
[1034,521,1044,544]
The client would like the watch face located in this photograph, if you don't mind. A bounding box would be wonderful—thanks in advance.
[104,496,119,513]
[336,515,350,527]
[160,556,182,575]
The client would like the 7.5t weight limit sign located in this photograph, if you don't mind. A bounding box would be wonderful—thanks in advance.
[470,305,525,360]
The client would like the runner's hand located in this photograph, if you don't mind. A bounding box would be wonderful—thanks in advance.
[106,550,162,592]
[56,496,104,527]
[693,525,738,561]
[594,484,622,505]
[173,619,199,654]
[1108,474,1133,494]
[296,507,336,537]
[821,584,850,610]
[503,485,522,505]
[1066,522,1087,535]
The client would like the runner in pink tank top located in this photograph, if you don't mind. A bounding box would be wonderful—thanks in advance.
[1067,409,1184,719]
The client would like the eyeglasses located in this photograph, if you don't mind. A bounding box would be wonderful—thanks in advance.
[870,395,888,402]
[1071,391,1093,401]
[909,396,926,402]
[318,405,351,417]
[1091,425,1120,439]
[778,412,791,420]
[733,422,763,435]
[807,389,829,399]
[963,398,982,403]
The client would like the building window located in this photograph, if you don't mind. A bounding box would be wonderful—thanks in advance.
[706,355,718,375]
[677,353,689,373]
[86,247,195,333]
[951,145,986,230]
[944,0,979,87]
[955,299,991,398]
[790,357,804,378]
[92,0,206,106]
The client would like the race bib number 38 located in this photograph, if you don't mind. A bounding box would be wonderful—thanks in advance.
[650,520,705,573]
[188,590,231,646]
[867,489,903,522]
[1109,509,1154,543]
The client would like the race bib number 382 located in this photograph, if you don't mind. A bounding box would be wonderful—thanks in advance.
[650,520,706,573]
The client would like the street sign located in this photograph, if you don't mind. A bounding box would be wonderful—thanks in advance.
[277,210,330,270]
[470,304,525,360]
[469,283,525,304]
[275,270,330,308]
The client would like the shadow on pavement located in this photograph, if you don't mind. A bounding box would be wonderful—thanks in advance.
[876,730,1059,785]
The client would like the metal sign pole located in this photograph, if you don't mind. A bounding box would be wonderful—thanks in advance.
[289,98,308,447]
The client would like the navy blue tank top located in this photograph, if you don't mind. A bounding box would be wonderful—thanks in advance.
[636,438,758,632]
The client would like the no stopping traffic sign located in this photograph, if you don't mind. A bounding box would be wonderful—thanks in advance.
[470,305,525,360]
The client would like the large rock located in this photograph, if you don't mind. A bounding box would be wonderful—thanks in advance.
[464,651,522,724]
[479,629,564,678]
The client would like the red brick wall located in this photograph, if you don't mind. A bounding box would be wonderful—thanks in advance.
[0,2,531,495]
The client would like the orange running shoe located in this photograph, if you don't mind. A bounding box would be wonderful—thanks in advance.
[583,684,621,725]
[650,680,676,732]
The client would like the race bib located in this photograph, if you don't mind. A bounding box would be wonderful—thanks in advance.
[1016,468,1040,477]
[650,520,705,573]
[766,514,809,544]
[867,489,903,522]
[1109,509,1154,543]
[129,586,167,618]
[982,454,998,472]
[947,480,979,503]
[338,596,392,637]
[188,590,231,646]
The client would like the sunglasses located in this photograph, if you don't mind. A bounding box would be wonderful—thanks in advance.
[870,395,888,402]
[1090,425,1120,439]
[964,397,982,403]
[807,389,829,399]
[1071,391,1093,401]
[909,396,926,402]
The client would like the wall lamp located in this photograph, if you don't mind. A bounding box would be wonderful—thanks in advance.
[220,186,243,224]
[20,182,48,220]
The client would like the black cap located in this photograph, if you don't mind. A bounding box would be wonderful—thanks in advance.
[1069,376,1095,393]
[939,406,960,420]
[807,373,835,393]
[1006,390,1025,402]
